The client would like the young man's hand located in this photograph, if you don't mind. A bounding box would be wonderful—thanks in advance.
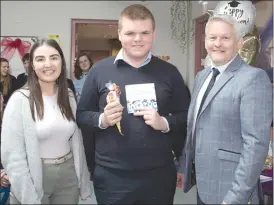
[134,107,168,131]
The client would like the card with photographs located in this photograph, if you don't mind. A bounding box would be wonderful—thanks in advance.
[125,83,158,114]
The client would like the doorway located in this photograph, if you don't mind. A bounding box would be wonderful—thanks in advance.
[70,19,122,79]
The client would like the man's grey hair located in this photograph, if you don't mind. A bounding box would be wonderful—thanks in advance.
[205,14,244,40]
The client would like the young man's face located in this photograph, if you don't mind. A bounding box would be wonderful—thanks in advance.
[118,17,155,63]
[23,60,30,71]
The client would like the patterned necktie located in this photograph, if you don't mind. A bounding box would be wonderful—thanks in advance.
[197,68,220,117]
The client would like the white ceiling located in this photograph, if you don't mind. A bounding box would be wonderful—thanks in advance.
[76,23,118,39]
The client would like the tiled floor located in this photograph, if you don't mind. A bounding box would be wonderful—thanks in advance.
[79,181,197,204]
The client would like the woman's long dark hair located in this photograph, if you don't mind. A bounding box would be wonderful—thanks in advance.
[28,38,75,121]
[74,52,93,80]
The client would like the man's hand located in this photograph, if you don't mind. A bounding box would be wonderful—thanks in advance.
[177,173,184,188]
[0,170,10,187]
[133,107,167,131]
[101,101,124,128]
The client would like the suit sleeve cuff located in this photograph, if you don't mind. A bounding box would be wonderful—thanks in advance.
[98,113,107,129]
[161,117,170,133]
[177,152,186,173]
[223,189,245,204]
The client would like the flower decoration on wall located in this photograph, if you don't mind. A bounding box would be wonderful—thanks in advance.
[157,56,170,61]
[170,1,194,53]
[31,37,39,43]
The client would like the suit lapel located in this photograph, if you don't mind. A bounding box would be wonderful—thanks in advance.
[189,68,211,121]
[198,54,243,117]
[186,68,211,146]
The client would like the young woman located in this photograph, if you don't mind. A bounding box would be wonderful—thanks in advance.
[0,83,9,186]
[0,83,11,205]
[1,38,92,204]
[0,58,17,106]
[73,53,93,102]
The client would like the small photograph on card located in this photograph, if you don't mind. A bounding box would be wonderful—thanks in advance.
[125,83,158,114]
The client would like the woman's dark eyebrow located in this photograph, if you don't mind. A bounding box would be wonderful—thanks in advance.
[34,54,60,59]
[50,54,60,57]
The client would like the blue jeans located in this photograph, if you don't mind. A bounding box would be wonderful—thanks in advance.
[0,184,10,205]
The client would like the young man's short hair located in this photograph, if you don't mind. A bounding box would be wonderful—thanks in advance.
[22,53,30,62]
[119,4,155,30]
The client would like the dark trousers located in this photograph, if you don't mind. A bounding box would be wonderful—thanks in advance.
[82,130,95,177]
[93,163,177,205]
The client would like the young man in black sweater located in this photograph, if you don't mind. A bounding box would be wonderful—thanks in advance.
[17,53,30,89]
[76,4,190,204]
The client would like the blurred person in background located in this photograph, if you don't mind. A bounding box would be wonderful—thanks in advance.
[0,57,17,107]
[73,52,93,102]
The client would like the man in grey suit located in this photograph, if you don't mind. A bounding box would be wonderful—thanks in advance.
[177,14,273,204]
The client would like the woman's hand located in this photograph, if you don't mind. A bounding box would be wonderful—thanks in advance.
[0,170,10,187]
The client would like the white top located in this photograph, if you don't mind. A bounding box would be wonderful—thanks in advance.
[192,55,237,136]
[36,92,75,158]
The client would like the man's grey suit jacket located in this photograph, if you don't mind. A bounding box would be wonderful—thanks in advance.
[178,55,273,204]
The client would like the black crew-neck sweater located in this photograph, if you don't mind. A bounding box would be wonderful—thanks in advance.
[76,55,190,170]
